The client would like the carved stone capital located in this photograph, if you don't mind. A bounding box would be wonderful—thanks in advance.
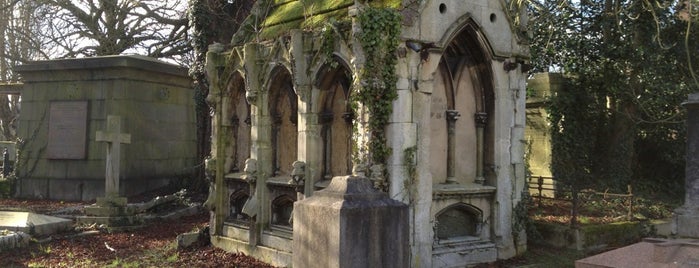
[446,110,461,122]
[475,112,488,127]
[245,90,257,104]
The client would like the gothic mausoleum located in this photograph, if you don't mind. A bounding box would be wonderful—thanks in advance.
[205,0,529,267]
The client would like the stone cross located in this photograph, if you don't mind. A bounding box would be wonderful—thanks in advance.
[96,115,131,198]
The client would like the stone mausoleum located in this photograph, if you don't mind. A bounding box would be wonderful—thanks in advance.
[205,0,529,267]
[14,56,196,201]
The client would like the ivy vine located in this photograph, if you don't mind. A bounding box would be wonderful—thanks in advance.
[355,6,401,165]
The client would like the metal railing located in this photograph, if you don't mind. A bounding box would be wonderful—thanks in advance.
[528,175,634,223]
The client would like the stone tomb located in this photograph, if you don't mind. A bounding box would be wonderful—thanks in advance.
[204,1,529,267]
[14,55,196,201]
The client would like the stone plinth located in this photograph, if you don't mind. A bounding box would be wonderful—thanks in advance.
[674,93,699,238]
[78,197,141,229]
[292,175,409,268]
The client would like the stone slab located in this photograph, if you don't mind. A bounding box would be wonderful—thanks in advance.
[0,211,72,236]
[575,238,699,268]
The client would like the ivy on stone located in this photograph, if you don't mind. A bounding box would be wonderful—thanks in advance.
[355,6,401,165]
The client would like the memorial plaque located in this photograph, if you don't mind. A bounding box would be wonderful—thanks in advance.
[47,101,88,159]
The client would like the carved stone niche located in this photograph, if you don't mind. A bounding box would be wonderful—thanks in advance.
[434,203,482,242]
[228,188,250,223]
[267,181,297,233]
[225,179,250,224]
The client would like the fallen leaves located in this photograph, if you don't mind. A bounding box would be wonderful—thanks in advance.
[0,205,275,267]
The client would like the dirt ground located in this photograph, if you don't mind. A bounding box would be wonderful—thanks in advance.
[0,193,276,267]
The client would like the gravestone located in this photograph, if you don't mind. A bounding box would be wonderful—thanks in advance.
[14,55,196,201]
[80,115,139,228]
[674,92,699,238]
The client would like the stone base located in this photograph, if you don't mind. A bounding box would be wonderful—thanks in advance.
[674,207,699,238]
[96,197,128,207]
[79,196,141,230]
[84,205,135,217]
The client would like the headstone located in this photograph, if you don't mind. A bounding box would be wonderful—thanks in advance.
[0,211,72,236]
[78,115,140,229]
[674,92,699,238]
[292,175,409,268]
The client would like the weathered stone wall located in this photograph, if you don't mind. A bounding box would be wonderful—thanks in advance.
[15,56,195,201]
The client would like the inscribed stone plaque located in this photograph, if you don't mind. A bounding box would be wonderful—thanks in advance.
[47,101,88,159]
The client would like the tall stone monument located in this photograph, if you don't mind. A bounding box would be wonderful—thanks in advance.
[674,92,699,238]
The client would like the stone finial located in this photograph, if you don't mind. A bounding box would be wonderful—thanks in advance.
[242,158,257,183]
[241,159,259,218]
[290,161,306,192]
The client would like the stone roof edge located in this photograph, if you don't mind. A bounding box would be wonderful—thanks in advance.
[14,55,188,77]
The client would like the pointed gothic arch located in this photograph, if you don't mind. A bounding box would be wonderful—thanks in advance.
[316,57,353,181]
[430,20,494,185]
[225,72,251,174]
[268,66,298,176]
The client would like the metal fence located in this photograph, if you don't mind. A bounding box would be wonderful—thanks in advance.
[528,175,634,222]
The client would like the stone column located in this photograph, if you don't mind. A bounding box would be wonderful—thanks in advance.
[475,112,488,185]
[445,110,460,184]
[675,92,699,238]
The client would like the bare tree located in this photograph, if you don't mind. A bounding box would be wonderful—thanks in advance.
[0,0,192,141]
[0,0,41,140]
[34,0,190,62]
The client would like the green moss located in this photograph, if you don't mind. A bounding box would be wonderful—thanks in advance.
[233,0,403,43]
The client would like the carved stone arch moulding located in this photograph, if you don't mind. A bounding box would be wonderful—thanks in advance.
[314,56,353,115]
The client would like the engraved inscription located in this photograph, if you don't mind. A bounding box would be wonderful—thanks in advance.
[47,101,88,159]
